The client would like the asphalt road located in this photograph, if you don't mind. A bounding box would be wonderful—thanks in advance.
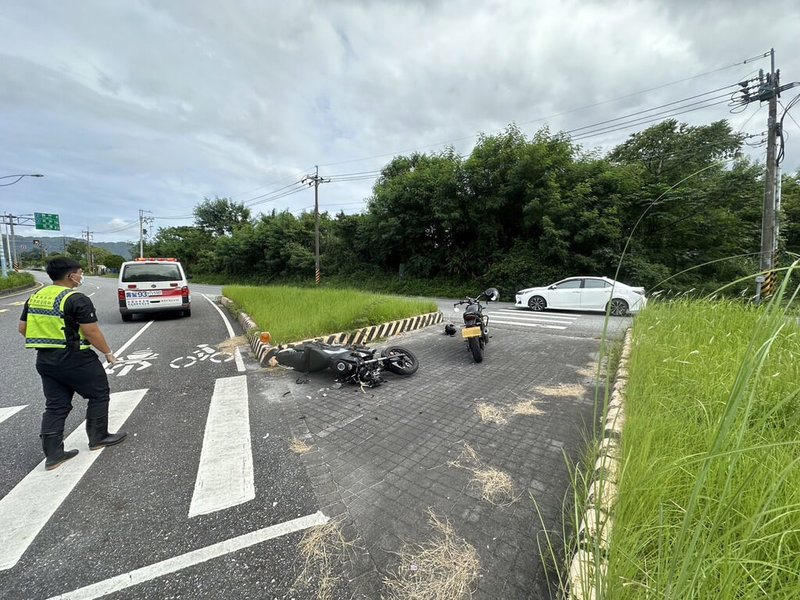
[1,274,324,600]
[1,275,631,599]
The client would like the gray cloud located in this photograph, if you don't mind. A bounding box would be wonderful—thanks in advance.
[1,0,798,242]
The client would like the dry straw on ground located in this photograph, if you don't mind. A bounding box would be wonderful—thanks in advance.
[476,396,543,424]
[289,437,312,454]
[216,335,249,355]
[449,443,517,507]
[383,509,480,600]
[292,519,354,600]
[476,402,508,424]
[510,398,544,416]
[533,383,586,398]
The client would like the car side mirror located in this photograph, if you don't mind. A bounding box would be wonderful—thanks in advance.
[484,287,499,302]
[186,274,193,280]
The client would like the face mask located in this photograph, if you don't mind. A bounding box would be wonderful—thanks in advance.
[72,273,84,287]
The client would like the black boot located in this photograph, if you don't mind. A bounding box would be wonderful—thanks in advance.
[86,416,127,450]
[41,432,79,471]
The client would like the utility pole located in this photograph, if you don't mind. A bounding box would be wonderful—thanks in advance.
[139,209,153,258]
[83,228,93,273]
[758,49,779,301]
[0,213,34,274]
[301,166,330,286]
[738,49,798,302]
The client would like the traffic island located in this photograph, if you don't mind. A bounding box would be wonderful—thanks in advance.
[218,295,442,365]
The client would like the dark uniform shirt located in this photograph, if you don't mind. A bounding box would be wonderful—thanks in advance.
[21,292,98,366]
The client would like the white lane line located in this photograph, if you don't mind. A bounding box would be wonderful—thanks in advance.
[492,314,575,325]
[490,318,568,330]
[0,389,148,571]
[0,405,27,424]
[188,375,254,517]
[48,511,329,600]
[494,309,577,322]
[202,293,245,372]
[111,319,156,360]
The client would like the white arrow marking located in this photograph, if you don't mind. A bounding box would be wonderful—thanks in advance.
[0,389,148,571]
[188,375,254,517]
[47,511,329,600]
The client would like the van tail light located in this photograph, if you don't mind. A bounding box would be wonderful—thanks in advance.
[181,286,190,298]
[118,289,125,300]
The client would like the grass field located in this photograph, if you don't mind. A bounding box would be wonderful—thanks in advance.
[601,296,800,598]
[222,284,438,344]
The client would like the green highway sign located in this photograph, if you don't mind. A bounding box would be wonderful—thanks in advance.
[34,212,60,231]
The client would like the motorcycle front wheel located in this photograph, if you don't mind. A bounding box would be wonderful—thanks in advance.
[381,346,420,375]
[468,337,483,363]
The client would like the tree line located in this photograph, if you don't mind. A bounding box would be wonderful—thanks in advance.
[141,119,800,299]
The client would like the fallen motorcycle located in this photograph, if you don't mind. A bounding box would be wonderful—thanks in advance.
[445,287,499,363]
[274,341,419,387]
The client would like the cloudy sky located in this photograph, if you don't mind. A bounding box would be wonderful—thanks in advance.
[1,0,799,247]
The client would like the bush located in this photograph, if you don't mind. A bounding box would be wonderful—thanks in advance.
[0,271,35,291]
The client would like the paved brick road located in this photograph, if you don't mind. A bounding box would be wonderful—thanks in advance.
[270,320,609,599]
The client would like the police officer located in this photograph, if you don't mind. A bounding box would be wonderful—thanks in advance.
[18,257,127,470]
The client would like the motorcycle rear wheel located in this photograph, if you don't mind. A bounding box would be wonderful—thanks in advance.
[381,346,420,375]
[468,337,483,363]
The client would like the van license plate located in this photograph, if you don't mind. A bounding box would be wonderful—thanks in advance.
[462,327,482,338]
[126,290,162,298]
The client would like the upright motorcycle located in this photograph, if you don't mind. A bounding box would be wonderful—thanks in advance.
[446,287,499,363]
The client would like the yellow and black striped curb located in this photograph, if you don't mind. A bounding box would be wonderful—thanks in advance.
[218,296,442,365]
[568,328,631,600]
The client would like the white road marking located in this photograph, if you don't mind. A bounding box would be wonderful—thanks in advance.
[494,309,577,322]
[47,511,329,600]
[490,318,568,330]
[110,319,155,362]
[0,405,27,424]
[188,375,254,517]
[201,293,246,372]
[0,389,148,571]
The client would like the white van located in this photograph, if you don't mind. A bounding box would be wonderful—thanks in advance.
[117,258,191,321]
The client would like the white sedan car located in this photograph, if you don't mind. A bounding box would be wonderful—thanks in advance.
[515,276,647,316]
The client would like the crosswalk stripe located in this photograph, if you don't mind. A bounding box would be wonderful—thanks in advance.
[188,375,254,517]
[0,405,27,425]
[0,389,148,571]
[47,511,329,600]
[489,318,568,330]
[493,309,577,322]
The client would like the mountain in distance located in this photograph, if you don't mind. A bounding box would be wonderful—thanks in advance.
[12,235,133,260]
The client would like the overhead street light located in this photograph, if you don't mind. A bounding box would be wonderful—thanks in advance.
[0,173,44,187]
[1,173,44,277]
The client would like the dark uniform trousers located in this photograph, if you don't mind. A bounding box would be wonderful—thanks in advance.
[36,349,110,433]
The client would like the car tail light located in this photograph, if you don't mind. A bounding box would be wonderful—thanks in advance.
[118,289,125,300]
[181,286,190,298]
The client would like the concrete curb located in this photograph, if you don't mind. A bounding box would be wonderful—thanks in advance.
[0,282,40,298]
[567,327,632,600]
[218,295,443,365]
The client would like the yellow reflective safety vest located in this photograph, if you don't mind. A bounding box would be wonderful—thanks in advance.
[25,285,91,350]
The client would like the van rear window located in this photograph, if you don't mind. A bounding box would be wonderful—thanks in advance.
[121,264,182,282]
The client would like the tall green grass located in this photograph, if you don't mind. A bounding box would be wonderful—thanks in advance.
[222,285,438,344]
[0,271,34,291]
[605,291,800,598]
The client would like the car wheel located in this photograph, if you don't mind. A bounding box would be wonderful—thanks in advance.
[609,298,629,316]
[527,296,547,311]
[121,313,133,322]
